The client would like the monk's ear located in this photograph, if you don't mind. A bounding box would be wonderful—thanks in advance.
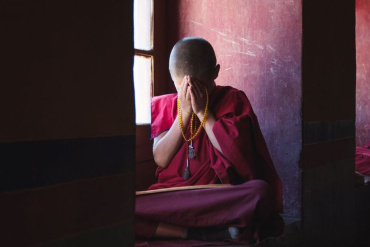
[213,64,220,80]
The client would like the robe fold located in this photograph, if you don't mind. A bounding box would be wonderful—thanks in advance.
[356,142,370,176]
[135,85,283,246]
[135,180,284,246]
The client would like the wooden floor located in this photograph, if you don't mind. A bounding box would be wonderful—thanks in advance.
[205,217,302,247]
[206,229,370,247]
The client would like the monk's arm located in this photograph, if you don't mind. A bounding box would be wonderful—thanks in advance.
[153,76,194,168]
[153,111,191,168]
[196,111,223,154]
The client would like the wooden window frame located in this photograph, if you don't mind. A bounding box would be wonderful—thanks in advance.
[135,0,168,190]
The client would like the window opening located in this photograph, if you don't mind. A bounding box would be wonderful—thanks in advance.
[133,0,153,124]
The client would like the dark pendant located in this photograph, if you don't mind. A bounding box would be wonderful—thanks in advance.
[183,167,190,180]
[188,146,196,159]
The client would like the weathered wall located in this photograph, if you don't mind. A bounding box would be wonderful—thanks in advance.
[356,0,370,147]
[302,1,357,246]
[355,0,370,243]
[0,1,135,246]
[167,0,302,218]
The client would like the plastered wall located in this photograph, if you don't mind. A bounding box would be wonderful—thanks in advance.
[356,0,370,147]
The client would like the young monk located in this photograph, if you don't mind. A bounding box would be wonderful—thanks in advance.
[135,37,283,245]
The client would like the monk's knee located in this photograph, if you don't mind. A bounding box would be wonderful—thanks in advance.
[244,179,272,199]
[252,180,275,214]
[242,180,274,211]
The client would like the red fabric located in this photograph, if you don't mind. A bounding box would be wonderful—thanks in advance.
[135,180,284,247]
[150,85,283,212]
[355,142,370,175]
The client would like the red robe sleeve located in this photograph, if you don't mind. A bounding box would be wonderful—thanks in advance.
[151,93,177,139]
[150,93,178,177]
[212,88,283,213]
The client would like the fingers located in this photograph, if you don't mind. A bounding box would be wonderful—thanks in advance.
[178,75,193,115]
[189,77,208,115]
[185,76,192,101]
[179,75,188,99]
[179,76,193,101]
[186,83,191,101]
[189,77,204,100]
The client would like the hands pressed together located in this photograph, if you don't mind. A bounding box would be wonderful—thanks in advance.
[178,75,208,119]
[153,75,221,168]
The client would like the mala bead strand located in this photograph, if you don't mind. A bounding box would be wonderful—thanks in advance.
[177,88,209,142]
[178,87,208,181]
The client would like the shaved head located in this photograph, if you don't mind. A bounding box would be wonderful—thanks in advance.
[169,37,217,81]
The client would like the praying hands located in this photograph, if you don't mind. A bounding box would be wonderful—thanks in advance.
[178,75,193,117]
[178,75,208,119]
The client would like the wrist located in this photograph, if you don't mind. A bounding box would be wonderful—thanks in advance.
[182,111,192,124]
[196,110,206,122]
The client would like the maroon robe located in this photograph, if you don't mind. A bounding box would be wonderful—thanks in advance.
[356,142,370,176]
[149,85,282,211]
[135,85,283,246]
[136,180,283,246]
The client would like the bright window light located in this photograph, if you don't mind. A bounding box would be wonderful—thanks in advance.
[133,55,152,124]
[134,0,153,124]
[134,0,152,50]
